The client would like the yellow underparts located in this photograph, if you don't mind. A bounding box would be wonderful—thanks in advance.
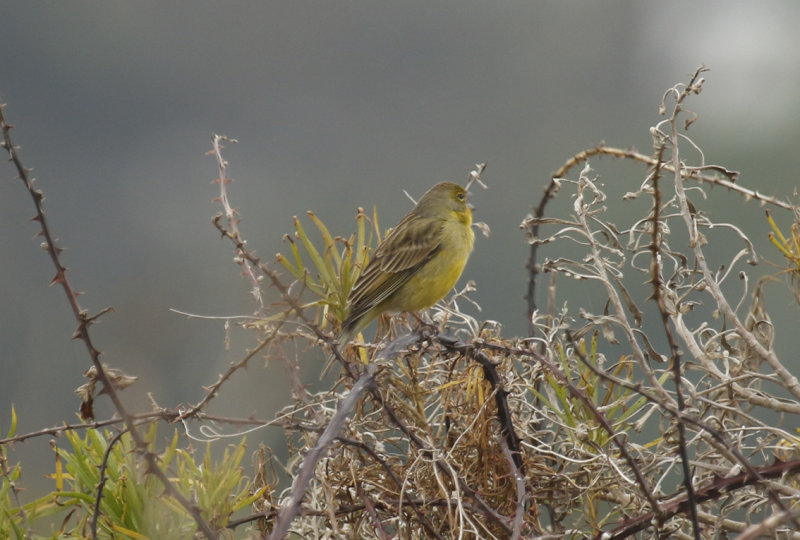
[380,209,474,314]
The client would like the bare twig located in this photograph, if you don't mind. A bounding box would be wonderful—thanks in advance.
[211,134,266,312]
[525,176,561,336]
[648,142,700,538]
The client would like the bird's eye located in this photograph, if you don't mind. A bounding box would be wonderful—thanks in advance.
[457,192,466,201]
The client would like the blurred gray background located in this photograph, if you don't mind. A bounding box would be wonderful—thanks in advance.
[2,2,800,498]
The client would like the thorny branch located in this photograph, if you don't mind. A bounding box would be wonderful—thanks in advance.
[0,103,219,539]
[649,108,700,539]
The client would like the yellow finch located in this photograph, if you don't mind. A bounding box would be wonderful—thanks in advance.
[340,181,474,344]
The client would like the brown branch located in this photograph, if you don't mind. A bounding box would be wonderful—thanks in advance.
[648,141,700,538]
[91,429,127,540]
[210,135,266,311]
[0,103,218,540]
[436,334,524,473]
[525,175,561,336]
[597,457,800,540]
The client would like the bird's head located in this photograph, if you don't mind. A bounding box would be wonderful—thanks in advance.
[414,182,472,225]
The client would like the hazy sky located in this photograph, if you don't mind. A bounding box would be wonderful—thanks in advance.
[2,2,800,498]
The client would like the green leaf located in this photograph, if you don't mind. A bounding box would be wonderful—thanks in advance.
[308,210,342,268]
[294,216,334,287]
[8,406,16,438]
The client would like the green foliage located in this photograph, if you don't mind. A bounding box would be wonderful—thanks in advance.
[276,207,381,330]
[530,335,657,450]
[767,210,800,294]
[0,406,26,540]
[0,420,257,539]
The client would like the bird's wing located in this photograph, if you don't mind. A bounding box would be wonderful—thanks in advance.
[345,215,442,321]
[375,213,443,273]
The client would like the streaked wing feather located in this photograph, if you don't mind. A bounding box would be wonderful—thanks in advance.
[346,216,442,322]
[376,216,442,272]
[344,269,412,325]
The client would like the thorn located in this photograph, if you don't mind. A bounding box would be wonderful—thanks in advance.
[49,272,66,286]
[86,306,114,324]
